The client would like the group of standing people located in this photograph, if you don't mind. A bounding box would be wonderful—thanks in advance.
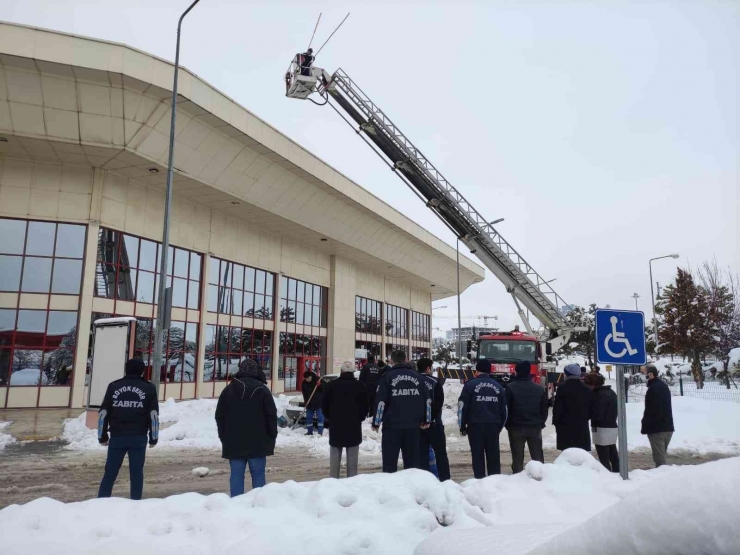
[94,352,675,500]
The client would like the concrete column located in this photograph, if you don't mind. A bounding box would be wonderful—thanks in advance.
[270,274,283,391]
[70,168,105,408]
[327,256,356,374]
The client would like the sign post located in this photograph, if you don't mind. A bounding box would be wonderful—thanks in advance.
[595,309,647,480]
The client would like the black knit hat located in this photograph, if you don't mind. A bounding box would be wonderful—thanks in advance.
[125,358,146,376]
[476,359,492,374]
[515,360,530,377]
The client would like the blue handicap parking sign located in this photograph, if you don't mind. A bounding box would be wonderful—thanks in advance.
[595,309,647,365]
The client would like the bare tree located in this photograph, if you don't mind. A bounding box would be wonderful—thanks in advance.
[697,259,740,388]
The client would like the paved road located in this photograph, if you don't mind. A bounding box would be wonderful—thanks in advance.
[0,441,729,508]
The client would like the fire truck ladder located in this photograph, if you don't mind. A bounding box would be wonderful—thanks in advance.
[318,69,572,345]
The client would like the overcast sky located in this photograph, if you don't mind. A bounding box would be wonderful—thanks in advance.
[3,1,738,335]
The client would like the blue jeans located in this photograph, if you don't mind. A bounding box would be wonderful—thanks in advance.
[306,407,324,434]
[98,435,148,500]
[229,457,267,496]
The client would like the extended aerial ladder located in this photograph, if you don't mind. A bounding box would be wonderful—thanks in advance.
[285,62,575,352]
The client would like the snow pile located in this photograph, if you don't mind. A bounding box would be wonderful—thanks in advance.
[0,421,16,451]
[3,452,738,555]
[416,458,740,555]
[61,395,384,457]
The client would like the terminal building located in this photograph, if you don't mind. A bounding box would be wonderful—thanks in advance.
[0,22,484,408]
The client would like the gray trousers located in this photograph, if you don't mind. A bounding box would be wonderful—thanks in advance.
[330,445,359,479]
[647,431,673,467]
[507,427,544,474]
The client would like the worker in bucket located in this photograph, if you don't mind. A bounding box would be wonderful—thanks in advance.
[372,349,431,472]
[458,359,508,478]
[299,48,315,76]
[97,358,159,500]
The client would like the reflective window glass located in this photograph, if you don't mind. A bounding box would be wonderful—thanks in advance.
[0,219,27,255]
[55,224,85,258]
[232,264,244,290]
[157,245,174,276]
[188,280,200,310]
[245,267,255,293]
[209,257,220,285]
[51,259,82,294]
[25,221,56,256]
[0,255,22,291]
[279,276,287,300]
[47,311,77,338]
[288,279,296,301]
[243,292,254,316]
[120,234,139,267]
[264,297,273,320]
[0,309,15,334]
[265,274,274,296]
[190,253,202,281]
[219,262,232,287]
[15,311,47,347]
[256,270,266,295]
[207,284,218,312]
[185,323,198,352]
[137,271,155,304]
[21,257,52,293]
[172,277,188,308]
[11,349,43,385]
[231,290,243,316]
[296,281,304,302]
[174,248,189,278]
[139,240,157,271]
[254,295,265,319]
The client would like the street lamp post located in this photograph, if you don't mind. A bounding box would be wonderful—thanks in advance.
[152,0,202,390]
[456,238,463,364]
[649,254,680,354]
[632,293,640,311]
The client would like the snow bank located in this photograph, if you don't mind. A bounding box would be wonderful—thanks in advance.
[0,421,15,451]
[4,452,737,555]
[61,395,384,457]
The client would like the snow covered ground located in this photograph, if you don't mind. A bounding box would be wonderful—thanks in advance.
[61,379,740,457]
[0,421,16,451]
[1,450,737,555]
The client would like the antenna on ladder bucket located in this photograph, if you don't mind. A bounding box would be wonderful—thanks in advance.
[315,12,350,57]
[307,13,322,50]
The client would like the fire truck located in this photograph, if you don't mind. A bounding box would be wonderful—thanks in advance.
[285,55,581,384]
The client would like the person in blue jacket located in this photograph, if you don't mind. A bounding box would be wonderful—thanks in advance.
[372,349,431,472]
[458,359,508,478]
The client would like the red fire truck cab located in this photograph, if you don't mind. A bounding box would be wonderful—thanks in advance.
[474,331,546,386]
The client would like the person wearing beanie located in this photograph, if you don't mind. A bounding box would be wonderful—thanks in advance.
[372,350,431,473]
[301,369,325,436]
[458,358,508,478]
[417,357,451,481]
[504,361,548,473]
[640,363,675,467]
[322,360,369,478]
[552,362,593,452]
[97,357,159,500]
[584,372,619,472]
[215,358,277,496]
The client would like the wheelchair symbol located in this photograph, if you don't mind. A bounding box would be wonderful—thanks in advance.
[604,316,638,358]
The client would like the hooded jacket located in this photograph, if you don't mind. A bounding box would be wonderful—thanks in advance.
[373,362,431,429]
[215,364,277,459]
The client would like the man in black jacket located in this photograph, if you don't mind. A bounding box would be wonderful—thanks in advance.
[417,357,451,481]
[553,363,592,452]
[97,358,159,500]
[215,358,277,496]
[372,350,431,472]
[301,370,324,436]
[322,360,369,478]
[505,361,547,473]
[640,363,675,467]
[359,355,381,417]
[458,359,508,478]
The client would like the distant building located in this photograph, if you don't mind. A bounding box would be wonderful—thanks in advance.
[446,326,497,342]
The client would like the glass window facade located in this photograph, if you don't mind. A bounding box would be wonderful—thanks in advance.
[203,325,273,381]
[355,296,382,334]
[412,347,431,361]
[0,218,85,295]
[385,341,408,361]
[0,308,78,388]
[411,311,431,342]
[355,340,381,362]
[385,304,408,339]
[127,316,198,384]
[95,228,202,309]
[279,277,327,327]
[207,258,275,320]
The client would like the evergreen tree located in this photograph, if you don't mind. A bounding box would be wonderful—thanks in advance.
[657,268,714,388]
[563,304,596,365]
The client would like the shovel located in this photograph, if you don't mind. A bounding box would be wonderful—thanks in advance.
[291,378,322,430]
